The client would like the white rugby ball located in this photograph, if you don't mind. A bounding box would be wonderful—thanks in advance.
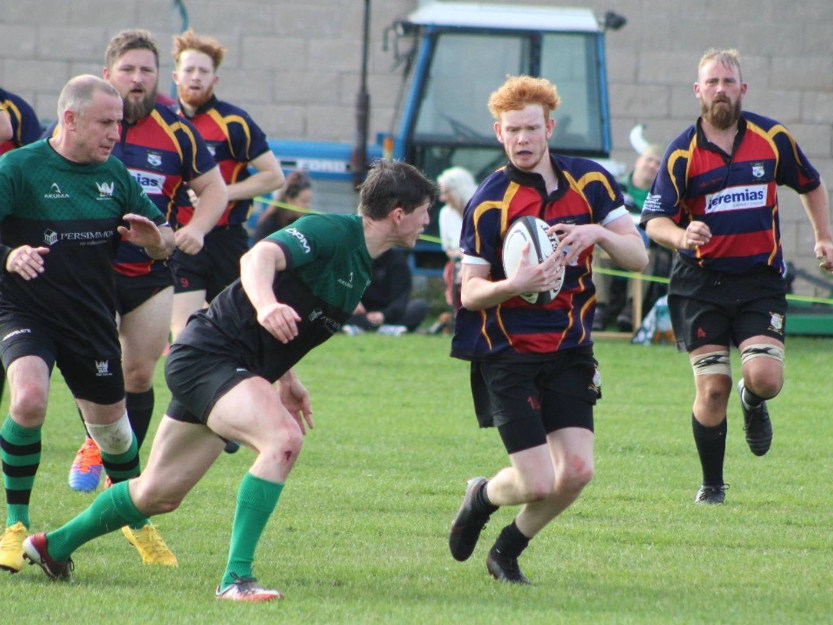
[502,216,563,305]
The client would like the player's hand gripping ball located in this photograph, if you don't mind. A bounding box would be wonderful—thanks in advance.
[502,216,564,305]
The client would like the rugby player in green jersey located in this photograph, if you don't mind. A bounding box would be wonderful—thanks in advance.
[0,75,174,574]
[22,160,436,602]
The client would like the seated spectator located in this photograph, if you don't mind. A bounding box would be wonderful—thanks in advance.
[253,170,312,242]
[431,166,477,334]
[594,143,664,331]
[343,248,428,336]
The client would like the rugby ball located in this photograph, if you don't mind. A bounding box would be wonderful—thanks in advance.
[502,216,563,305]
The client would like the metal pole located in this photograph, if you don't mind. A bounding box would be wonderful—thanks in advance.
[351,0,371,188]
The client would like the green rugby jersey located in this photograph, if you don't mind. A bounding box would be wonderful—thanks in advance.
[0,139,166,356]
[176,213,372,382]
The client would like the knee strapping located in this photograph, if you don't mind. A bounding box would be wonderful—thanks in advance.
[87,413,133,455]
[740,344,785,365]
[690,350,732,377]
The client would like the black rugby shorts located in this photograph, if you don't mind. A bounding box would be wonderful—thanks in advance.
[470,347,597,454]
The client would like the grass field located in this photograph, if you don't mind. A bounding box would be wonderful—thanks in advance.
[2,334,832,624]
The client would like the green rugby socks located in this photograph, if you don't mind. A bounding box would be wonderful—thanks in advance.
[221,472,284,590]
[1,415,41,529]
[46,480,147,562]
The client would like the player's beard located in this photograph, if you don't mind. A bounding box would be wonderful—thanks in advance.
[178,82,214,109]
[123,86,157,123]
[701,96,741,131]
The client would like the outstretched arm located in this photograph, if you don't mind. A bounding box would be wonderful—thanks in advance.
[118,214,175,259]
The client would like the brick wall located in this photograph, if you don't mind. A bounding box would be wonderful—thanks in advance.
[1,0,831,294]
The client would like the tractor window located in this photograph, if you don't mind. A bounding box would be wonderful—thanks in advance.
[413,33,530,144]
[541,33,605,154]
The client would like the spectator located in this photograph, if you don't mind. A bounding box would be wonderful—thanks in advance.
[432,166,477,333]
[253,170,313,242]
[594,143,664,331]
[343,248,428,335]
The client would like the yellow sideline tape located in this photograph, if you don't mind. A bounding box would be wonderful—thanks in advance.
[255,195,833,306]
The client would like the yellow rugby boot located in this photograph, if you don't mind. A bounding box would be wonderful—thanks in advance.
[122,524,178,567]
[0,522,28,573]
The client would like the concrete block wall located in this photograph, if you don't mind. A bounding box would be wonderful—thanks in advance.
[1,0,831,295]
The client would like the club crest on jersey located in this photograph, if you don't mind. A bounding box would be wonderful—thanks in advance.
[768,312,784,334]
[43,229,58,246]
[96,181,115,200]
[147,151,163,168]
[751,162,765,179]
[705,184,766,213]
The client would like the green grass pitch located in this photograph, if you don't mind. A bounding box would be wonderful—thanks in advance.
[2,334,832,624]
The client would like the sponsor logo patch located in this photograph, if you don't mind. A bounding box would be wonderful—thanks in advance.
[2,328,32,341]
[705,184,767,213]
[128,168,166,196]
[44,229,58,246]
[44,182,70,199]
[642,193,664,213]
[285,227,311,253]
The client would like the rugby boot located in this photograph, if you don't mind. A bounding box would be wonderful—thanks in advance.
[449,477,492,562]
[486,545,531,585]
[122,524,178,566]
[22,533,74,581]
[216,573,284,602]
[695,483,729,505]
[68,437,103,492]
[738,381,773,456]
[0,522,28,573]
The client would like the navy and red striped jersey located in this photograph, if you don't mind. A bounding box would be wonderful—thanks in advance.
[111,103,216,277]
[451,154,627,361]
[641,112,820,275]
[176,95,270,228]
[0,88,41,155]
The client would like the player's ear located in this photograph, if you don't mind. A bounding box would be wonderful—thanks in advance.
[494,121,504,144]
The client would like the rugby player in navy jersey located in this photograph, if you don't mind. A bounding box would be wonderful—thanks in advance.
[448,76,647,584]
[169,30,284,341]
[22,161,436,601]
[0,75,174,574]
[642,49,833,505]
[0,87,41,156]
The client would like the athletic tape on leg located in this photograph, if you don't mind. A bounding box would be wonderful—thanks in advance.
[740,344,784,365]
[690,350,731,377]
[87,413,133,455]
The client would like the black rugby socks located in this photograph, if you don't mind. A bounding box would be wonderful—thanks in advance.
[692,413,727,486]
[126,388,155,450]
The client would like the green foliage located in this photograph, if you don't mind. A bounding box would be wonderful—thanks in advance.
[2,336,832,624]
